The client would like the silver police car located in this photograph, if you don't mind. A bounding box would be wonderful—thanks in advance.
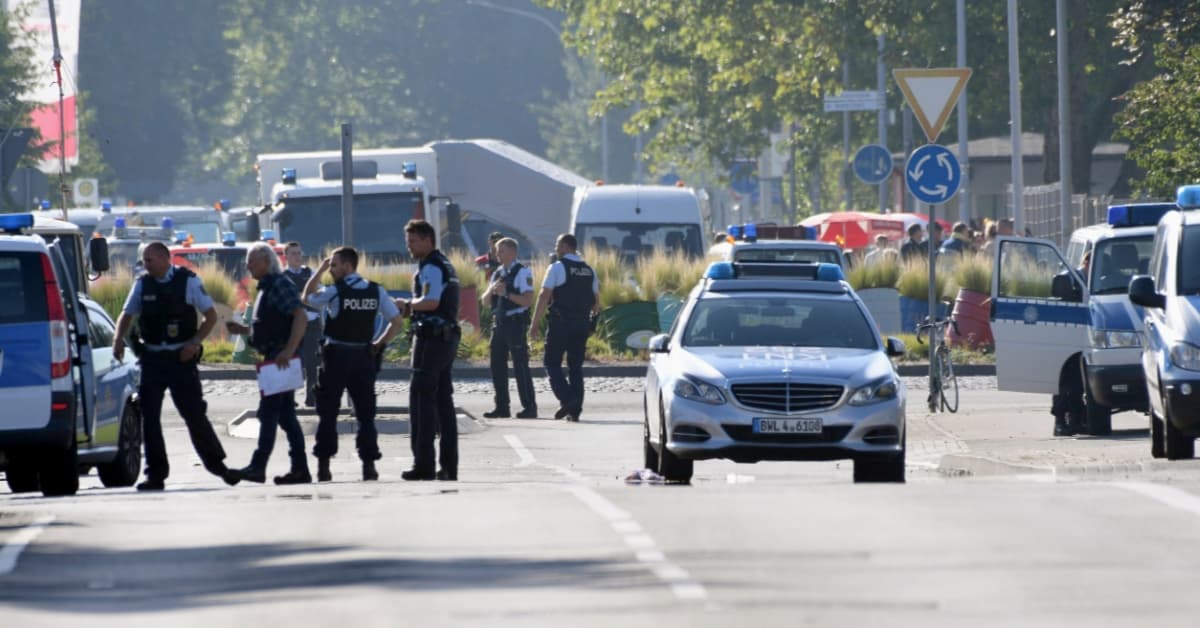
[643,262,907,483]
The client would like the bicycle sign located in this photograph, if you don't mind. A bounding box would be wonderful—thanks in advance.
[905,143,961,205]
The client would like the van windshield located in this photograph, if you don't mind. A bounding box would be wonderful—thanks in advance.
[575,223,703,261]
[1089,235,1153,294]
[274,192,424,261]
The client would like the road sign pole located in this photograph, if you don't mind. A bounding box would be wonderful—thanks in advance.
[877,33,888,213]
[843,61,852,210]
[956,0,971,224]
[1007,0,1025,235]
[928,201,937,405]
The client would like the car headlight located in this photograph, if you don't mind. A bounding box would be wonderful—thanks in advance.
[1089,329,1141,349]
[1169,342,1200,372]
[673,377,726,405]
[848,377,899,406]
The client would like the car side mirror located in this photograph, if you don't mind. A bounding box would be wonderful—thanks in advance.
[648,333,670,353]
[885,336,906,357]
[1128,275,1165,309]
[89,236,110,274]
[1051,271,1082,302]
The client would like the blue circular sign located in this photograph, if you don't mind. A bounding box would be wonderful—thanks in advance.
[905,144,961,205]
[853,144,893,185]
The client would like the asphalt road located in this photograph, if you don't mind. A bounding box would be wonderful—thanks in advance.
[4,377,1200,626]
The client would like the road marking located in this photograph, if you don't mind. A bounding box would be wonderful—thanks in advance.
[1113,481,1200,517]
[502,434,536,467]
[505,433,708,601]
[0,515,55,575]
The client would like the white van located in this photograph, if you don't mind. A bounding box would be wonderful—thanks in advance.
[569,184,706,261]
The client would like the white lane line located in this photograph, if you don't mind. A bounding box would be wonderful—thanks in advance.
[0,515,55,575]
[503,434,536,467]
[504,433,709,601]
[1113,481,1200,517]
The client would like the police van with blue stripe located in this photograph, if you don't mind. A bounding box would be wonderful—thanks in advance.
[0,213,141,497]
[989,202,1174,436]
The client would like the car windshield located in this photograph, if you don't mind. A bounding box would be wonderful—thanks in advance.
[1180,226,1200,294]
[682,296,876,349]
[1089,235,1153,294]
[575,223,704,260]
[733,247,842,265]
[274,192,424,261]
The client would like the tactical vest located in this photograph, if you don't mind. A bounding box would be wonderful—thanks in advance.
[284,266,320,313]
[414,250,460,324]
[550,257,595,318]
[496,262,526,317]
[249,273,295,356]
[138,267,198,345]
[323,278,380,344]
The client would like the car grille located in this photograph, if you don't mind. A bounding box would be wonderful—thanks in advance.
[730,382,844,413]
[722,424,852,444]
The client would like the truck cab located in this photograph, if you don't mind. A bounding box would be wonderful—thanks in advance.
[990,203,1174,436]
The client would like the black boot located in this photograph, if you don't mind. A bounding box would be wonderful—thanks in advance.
[317,457,332,482]
[362,460,379,481]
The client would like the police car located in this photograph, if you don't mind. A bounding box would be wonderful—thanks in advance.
[989,202,1173,436]
[1128,186,1200,459]
[643,261,907,483]
[0,213,141,496]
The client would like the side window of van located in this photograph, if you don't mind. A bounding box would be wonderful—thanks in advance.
[1152,223,1169,285]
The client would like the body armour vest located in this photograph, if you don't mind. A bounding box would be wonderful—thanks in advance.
[496,262,526,316]
[138,267,198,345]
[323,279,380,343]
[250,273,294,356]
[414,250,460,324]
[284,266,320,312]
[550,257,595,317]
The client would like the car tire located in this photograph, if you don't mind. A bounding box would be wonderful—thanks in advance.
[5,464,39,493]
[1164,410,1196,461]
[854,431,906,483]
[1084,392,1113,436]
[642,396,659,471]
[1150,408,1166,459]
[656,399,692,484]
[98,402,142,488]
[39,444,80,497]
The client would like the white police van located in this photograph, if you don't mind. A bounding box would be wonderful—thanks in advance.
[989,203,1173,436]
[0,213,141,496]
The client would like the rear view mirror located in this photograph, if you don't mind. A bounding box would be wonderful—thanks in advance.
[89,236,110,274]
[885,336,906,357]
[1051,272,1082,302]
[1128,275,1165,309]
[648,333,670,353]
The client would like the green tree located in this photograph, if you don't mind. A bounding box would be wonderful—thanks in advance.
[0,1,40,209]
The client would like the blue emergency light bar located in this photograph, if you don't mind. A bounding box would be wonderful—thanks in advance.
[401,162,417,179]
[704,261,845,282]
[1107,202,1176,228]
[222,232,237,246]
[161,217,174,230]
[282,167,297,185]
[744,223,758,242]
[0,213,35,233]
[114,217,127,229]
[1177,184,1200,209]
[101,200,112,212]
[726,224,743,240]
[174,231,189,244]
[260,229,276,242]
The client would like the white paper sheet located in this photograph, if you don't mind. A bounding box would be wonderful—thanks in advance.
[256,357,304,396]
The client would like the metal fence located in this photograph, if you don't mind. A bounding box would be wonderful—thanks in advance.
[1006,181,1111,247]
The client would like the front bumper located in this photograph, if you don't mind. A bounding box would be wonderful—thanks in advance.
[1085,363,1148,411]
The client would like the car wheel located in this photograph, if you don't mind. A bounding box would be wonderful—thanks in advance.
[1164,409,1196,461]
[642,396,659,471]
[5,464,39,493]
[98,402,142,488]
[854,431,906,483]
[1150,407,1166,459]
[39,444,80,497]
[1084,392,1112,436]
[656,398,692,484]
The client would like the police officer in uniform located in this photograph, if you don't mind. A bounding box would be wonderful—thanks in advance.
[113,242,237,490]
[283,241,322,407]
[482,237,537,419]
[303,246,404,482]
[225,243,311,484]
[530,234,600,422]
[398,219,461,481]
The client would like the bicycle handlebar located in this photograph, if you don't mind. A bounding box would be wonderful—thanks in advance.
[914,316,960,344]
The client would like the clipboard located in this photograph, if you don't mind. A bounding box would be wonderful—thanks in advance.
[256,357,304,396]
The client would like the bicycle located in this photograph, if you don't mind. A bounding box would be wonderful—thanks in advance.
[916,315,960,413]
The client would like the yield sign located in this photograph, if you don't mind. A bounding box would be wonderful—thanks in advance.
[893,68,972,143]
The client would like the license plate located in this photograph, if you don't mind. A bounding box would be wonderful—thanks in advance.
[753,417,823,434]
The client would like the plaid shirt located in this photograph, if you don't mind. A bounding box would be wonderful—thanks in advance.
[258,272,304,318]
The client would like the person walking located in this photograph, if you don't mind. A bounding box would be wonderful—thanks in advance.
[398,219,462,481]
[482,237,537,419]
[302,246,404,482]
[530,234,600,422]
[283,241,323,407]
[225,242,312,485]
[112,242,237,491]
[900,224,927,262]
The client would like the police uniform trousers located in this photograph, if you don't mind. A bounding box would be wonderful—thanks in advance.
[489,311,535,412]
[299,318,323,405]
[250,387,308,474]
[409,330,460,476]
[543,315,589,417]
[139,349,227,480]
[313,343,380,462]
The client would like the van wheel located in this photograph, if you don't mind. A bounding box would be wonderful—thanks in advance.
[40,444,80,497]
[642,396,659,471]
[1084,392,1112,436]
[98,402,142,488]
[5,464,39,493]
[656,399,692,484]
[1164,410,1196,461]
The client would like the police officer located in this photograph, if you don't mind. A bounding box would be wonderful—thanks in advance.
[482,237,537,419]
[112,241,237,491]
[225,243,311,484]
[398,219,461,481]
[530,234,600,422]
[283,241,322,407]
[303,246,404,482]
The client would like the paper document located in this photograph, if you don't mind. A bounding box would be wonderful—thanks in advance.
[256,357,304,396]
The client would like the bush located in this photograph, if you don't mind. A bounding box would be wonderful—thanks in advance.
[952,253,992,294]
[193,261,239,308]
[895,258,951,301]
[635,250,707,299]
[584,245,640,308]
[848,256,901,290]
[359,254,412,292]
[91,267,134,321]
[201,339,235,363]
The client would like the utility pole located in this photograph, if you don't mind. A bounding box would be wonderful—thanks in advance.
[956,0,972,223]
[843,61,852,209]
[877,34,888,212]
[1056,0,1073,246]
[340,124,354,247]
[1007,0,1025,234]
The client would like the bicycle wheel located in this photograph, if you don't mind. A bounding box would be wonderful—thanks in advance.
[937,344,959,413]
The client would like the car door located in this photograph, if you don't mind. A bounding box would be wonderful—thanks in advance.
[84,302,124,448]
[0,249,53,431]
[990,236,1089,394]
[48,240,97,443]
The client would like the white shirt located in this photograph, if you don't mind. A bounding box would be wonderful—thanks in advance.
[491,261,534,315]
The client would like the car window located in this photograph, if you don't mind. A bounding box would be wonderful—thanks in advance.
[682,297,875,349]
[1089,236,1153,294]
[997,240,1074,299]
[1179,225,1200,294]
[0,252,49,324]
[733,247,842,265]
[86,304,115,347]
